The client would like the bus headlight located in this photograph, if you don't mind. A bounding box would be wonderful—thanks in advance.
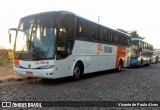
[138,57,141,61]
[40,65,54,69]
[15,64,20,68]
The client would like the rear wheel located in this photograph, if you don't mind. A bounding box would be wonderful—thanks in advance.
[117,61,122,72]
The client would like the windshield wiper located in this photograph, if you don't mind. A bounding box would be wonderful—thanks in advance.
[18,45,27,59]
[30,46,45,59]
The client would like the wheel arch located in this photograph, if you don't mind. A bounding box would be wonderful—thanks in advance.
[72,59,85,76]
[119,58,123,67]
[116,57,123,68]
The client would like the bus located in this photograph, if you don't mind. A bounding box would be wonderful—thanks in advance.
[129,38,153,67]
[8,11,131,80]
[152,50,160,64]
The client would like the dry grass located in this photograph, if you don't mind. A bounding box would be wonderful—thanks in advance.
[0,49,30,82]
[0,63,27,82]
[0,49,23,82]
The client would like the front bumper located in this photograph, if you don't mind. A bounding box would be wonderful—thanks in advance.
[14,67,57,79]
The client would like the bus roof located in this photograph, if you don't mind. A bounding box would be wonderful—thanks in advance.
[131,38,142,40]
[20,11,75,20]
[20,10,130,37]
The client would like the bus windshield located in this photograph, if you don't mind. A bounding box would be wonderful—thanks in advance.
[131,40,139,58]
[15,16,56,60]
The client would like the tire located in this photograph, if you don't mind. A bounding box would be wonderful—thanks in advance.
[139,59,143,68]
[147,60,151,66]
[117,62,122,72]
[72,63,82,80]
[139,61,142,68]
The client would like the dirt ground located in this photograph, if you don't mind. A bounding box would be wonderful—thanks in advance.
[0,63,27,82]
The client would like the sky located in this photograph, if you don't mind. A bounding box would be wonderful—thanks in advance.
[0,0,160,49]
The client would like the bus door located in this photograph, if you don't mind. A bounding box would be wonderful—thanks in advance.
[56,14,75,59]
[55,14,75,77]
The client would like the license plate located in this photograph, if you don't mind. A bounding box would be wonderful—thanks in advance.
[26,71,33,75]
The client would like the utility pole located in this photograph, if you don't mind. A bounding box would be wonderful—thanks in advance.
[98,16,100,23]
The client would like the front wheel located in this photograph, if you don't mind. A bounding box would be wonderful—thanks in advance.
[72,64,82,80]
[139,59,143,68]
[139,61,143,68]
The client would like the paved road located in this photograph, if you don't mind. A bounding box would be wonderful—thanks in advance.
[1,63,160,109]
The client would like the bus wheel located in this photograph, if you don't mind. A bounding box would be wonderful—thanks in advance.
[148,59,151,66]
[139,59,143,68]
[73,63,81,80]
[139,61,142,68]
[117,62,122,72]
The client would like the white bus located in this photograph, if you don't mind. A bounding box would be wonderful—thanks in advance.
[9,11,131,80]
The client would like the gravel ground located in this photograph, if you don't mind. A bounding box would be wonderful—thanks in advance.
[1,63,160,110]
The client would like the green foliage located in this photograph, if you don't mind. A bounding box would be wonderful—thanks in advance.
[117,29,145,40]
[117,29,129,34]
[130,31,145,39]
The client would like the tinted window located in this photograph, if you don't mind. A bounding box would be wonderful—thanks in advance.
[99,27,107,42]
[57,14,75,59]
[132,40,139,45]
[110,31,116,44]
[90,23,98,40]
[117,34,122,45]
[77,18,89,38]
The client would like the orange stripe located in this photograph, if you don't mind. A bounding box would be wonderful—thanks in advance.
[115,46,126,68]
[14,59,19,65]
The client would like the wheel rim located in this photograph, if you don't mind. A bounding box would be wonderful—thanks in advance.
[74,67,81,78]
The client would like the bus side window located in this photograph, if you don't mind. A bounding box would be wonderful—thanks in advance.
[114,33,118,44]
[110,31,115,44]
[116,34,121,45]
[110,32,112,44]
[90,23,98,40]
[77,18,89,39]
[99,27,106,42]
[106,29,110,44]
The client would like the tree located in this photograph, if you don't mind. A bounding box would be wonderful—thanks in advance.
[117,29,145,40]
[116,29,129,34]
[130,31,145,39]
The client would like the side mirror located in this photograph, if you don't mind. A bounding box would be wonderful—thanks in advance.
[8,28,17,44]
[9,33,12,43]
